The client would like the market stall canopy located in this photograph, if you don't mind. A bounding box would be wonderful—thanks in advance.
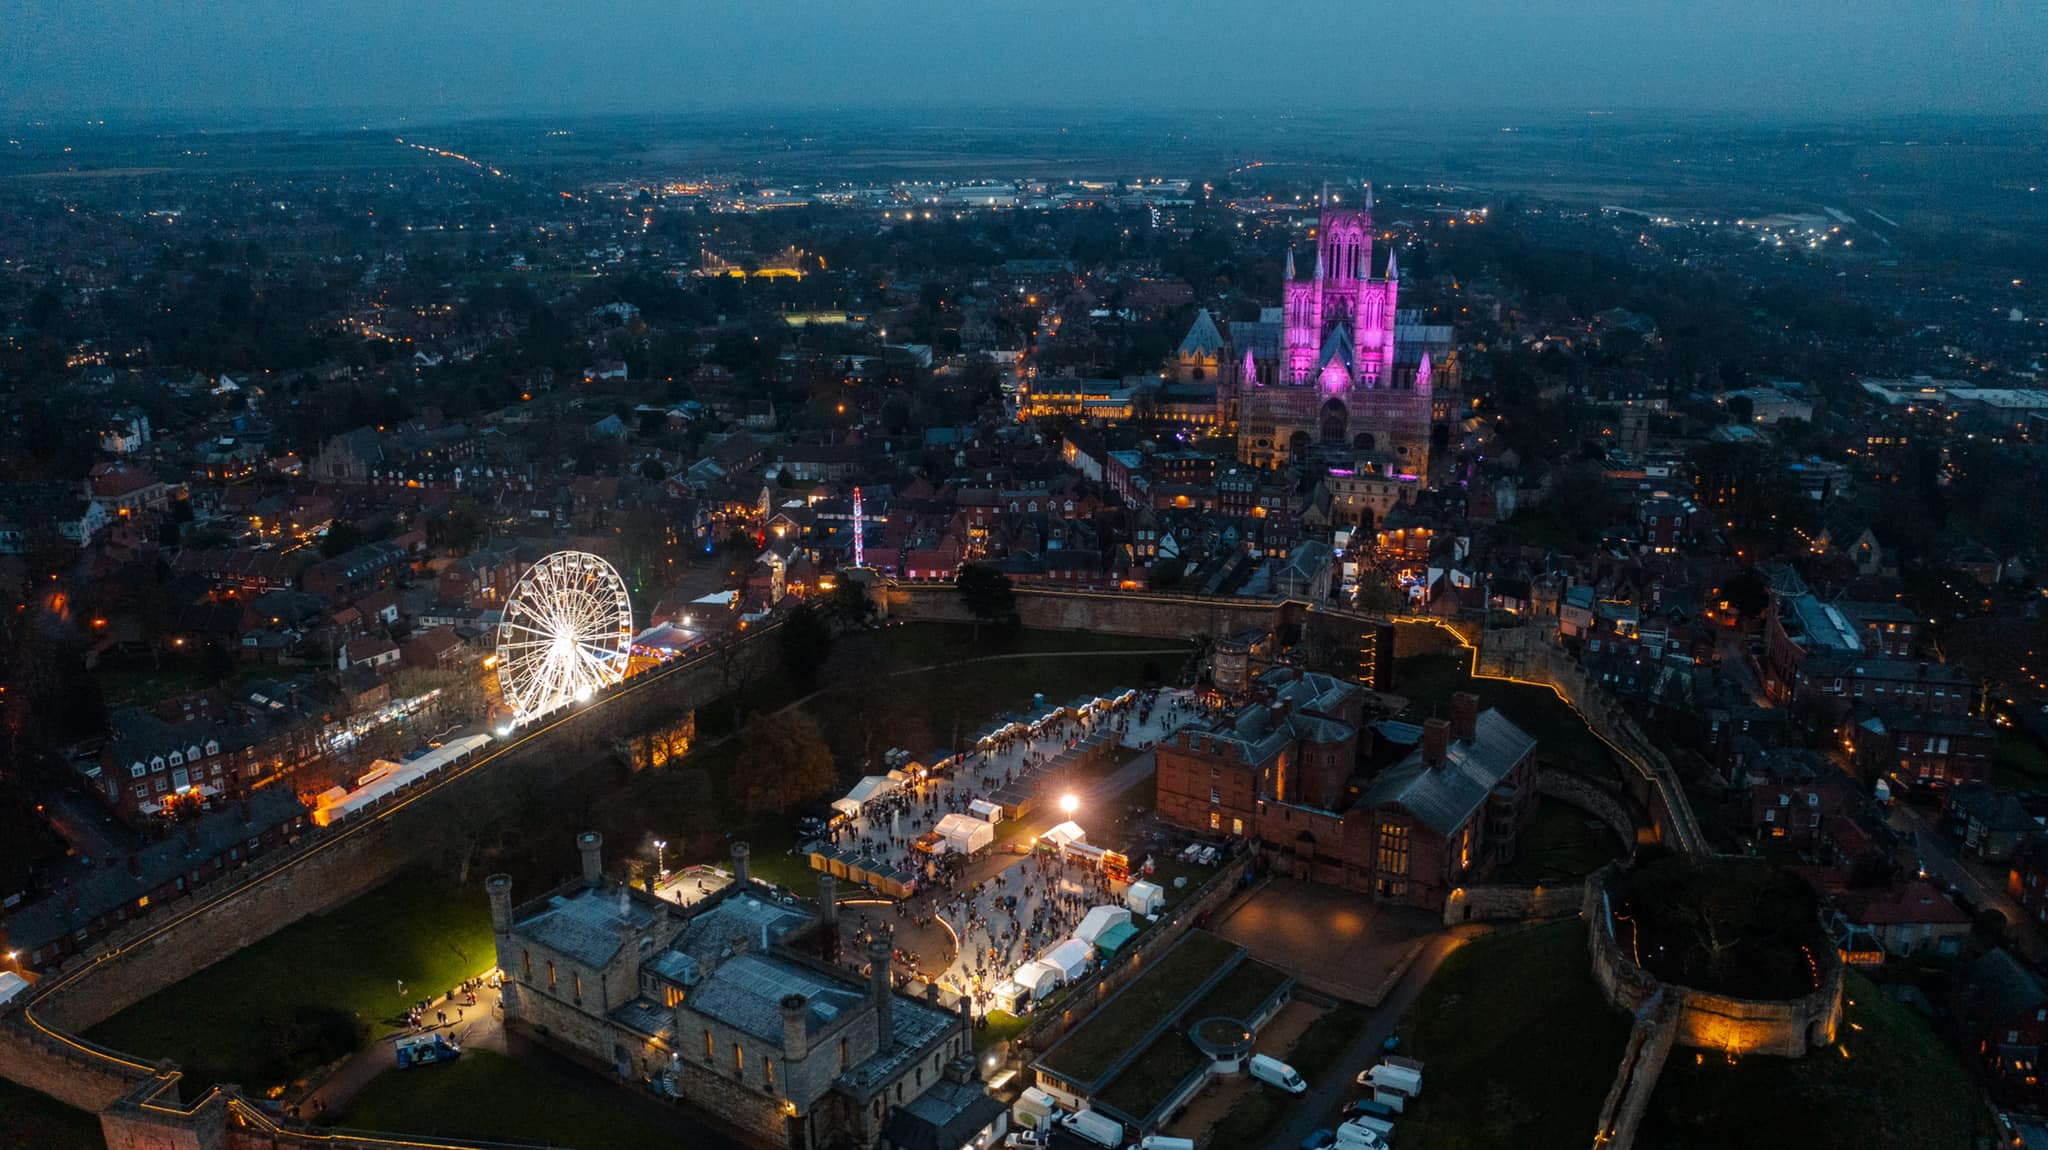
[1073,904,1132,945]
[1042,937,1092,981]
[1043,821,1086,848]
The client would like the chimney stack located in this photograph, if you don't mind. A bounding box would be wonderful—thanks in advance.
[182,823,200,851]
[782,994,810,1062]
[237,798,252,825]
[731,841,752,887]
[64,884,79,913]
[487,873,514,934]
[126,854,141,878]
[1423,718,1450,769]
[1451,692,1479,742]
[868,937,894,1052]
[818,872,840,961]
[578,832,604,888]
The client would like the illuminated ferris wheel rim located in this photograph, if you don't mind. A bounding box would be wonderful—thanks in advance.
[494,550,634,722]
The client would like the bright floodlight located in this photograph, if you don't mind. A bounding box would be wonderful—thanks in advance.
[1059,793,1078,817]
[495,550,633,721]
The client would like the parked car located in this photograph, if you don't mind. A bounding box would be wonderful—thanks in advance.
[1299,1130,1337,1150]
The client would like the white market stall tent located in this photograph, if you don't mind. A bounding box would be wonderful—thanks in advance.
[968,798,1004,824]
[1013,960,1063,996]
[1042,820,1086,849]
[1126,880,1165,916]
[1042,937,1093,982]
[1073,904,1132,945]
[935,812,994,856]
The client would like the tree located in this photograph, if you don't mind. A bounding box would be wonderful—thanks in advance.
[826,579,873,627]
[1722,568,1770,619]
[955,563,1015,638]
[777,604,833,691]
[731,710,836,813]
[320,521,365,558]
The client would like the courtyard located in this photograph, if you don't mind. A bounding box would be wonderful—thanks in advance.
[1211,877,1442,1003]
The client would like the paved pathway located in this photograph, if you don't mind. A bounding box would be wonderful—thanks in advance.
[302,983,503,1116]
[1272,925,1494,1149]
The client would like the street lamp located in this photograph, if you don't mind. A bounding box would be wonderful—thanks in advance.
[1059,794,1078,818]
[654,839,668,883]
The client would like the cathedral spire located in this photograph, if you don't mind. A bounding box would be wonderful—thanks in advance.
[1314,247,1325,281]
[1363,182,1374,214]
[1242,345,1257,388]
[1384,246,1399,281]
[1320,180,1329,208]
[1417,351,1433,391]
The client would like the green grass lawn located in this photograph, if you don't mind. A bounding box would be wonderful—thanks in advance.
[1094,1029,1205,1120]
[1188,958,1289,1023]
[1396,921,1632,1150]
[1040,930,1240,1084]
[1638,973,1982,1150]
[334,1048,684,1150]
[1492,799,1627,885]
[87,871,495,1092]
[1286,1001,1369,1078]
[1395,653,1623,782]
[976,1008,1032,1051]
[0,1079,104,1150]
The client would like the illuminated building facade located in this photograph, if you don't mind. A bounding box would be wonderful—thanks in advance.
[1179,187,1455,473]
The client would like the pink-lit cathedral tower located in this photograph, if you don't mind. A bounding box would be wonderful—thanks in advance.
[1211,182,1451,474]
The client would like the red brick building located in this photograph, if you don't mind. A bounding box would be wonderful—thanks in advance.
[1157,679,1538,912]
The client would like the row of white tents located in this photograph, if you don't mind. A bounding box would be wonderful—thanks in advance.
[312,734,492,827]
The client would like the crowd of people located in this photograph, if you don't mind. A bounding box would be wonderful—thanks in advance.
[818,686,1202,1012]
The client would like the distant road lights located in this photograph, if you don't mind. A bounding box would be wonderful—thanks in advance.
[1059,793,1079,818]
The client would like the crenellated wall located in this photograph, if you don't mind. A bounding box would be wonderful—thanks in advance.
[1581,867,1842,1060]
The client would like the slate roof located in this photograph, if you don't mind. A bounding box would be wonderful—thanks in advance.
[686,952,866,1046]
[5,787,307,951]
[513,885,660,968]
[1177,308,1225,358]
[1362,709,1537,836]
[882,1076,1007,1150]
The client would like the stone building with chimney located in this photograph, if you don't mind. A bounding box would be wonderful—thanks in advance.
[1156,674,1538,911]
[489,834,989,1149]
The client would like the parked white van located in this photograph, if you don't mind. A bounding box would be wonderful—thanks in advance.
[1059,1108,1125,1148]
[1248,1053,1307,1094]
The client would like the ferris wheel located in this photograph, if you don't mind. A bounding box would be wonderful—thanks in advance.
[494,550,634,722]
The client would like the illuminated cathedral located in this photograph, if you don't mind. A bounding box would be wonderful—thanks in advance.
[1177,185,1456,474]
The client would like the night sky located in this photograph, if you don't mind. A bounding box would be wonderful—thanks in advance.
[4,0,2046,122]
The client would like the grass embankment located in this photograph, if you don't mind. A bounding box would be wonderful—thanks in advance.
[1395,921,1631,1150]
[1492,800,1627,885]
[1640,972,1982,1150]
[335,1048,684,1150]
[87,872,494,1091]
[0,1079,105,1150]
[1394,651,1623,782]
[1039,930,1239,1083]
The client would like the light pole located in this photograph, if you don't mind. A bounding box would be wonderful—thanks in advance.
[654,839,668,887]
[1059,793,1078,819]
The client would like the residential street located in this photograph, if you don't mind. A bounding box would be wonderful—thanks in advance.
[1887,800,2042,960]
